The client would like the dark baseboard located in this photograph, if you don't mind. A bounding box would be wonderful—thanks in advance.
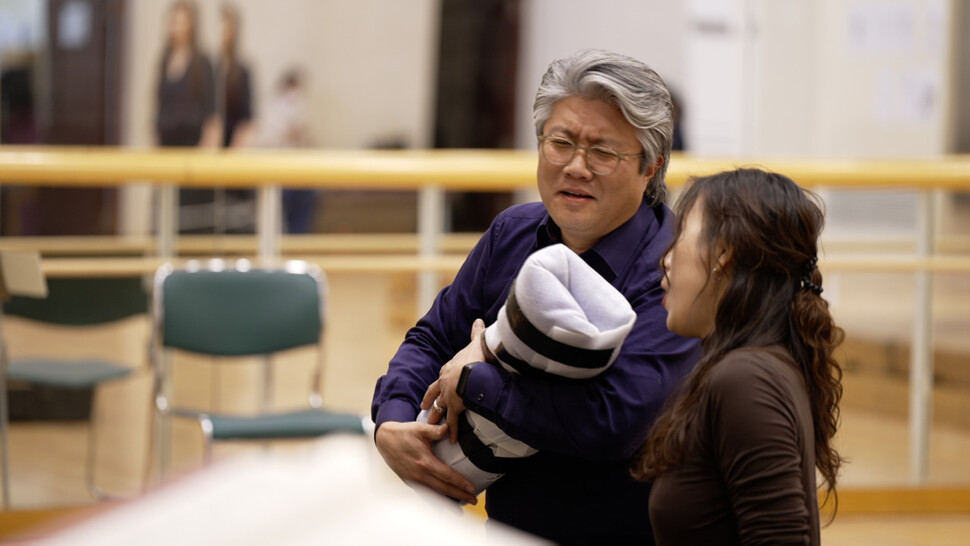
[6,382,93,421]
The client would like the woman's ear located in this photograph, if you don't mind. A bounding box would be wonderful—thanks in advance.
[715,244,733,273]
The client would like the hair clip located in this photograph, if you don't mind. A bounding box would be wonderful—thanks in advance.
[801,257,822,295]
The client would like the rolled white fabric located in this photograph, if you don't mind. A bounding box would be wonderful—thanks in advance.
[420,244,637,495]
[485,243,636,379]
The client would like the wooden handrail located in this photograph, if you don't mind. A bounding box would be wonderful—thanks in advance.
[2,146,970,190]
[38,255,470,277]
[822,255,970,273]
[33,254,970,278]
[0,233,483,256]
[2,233,969,257]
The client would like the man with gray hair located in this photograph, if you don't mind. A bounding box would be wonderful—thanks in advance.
[372,49,700,544]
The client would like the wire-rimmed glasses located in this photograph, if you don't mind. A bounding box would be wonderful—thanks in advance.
[538,135,644,175]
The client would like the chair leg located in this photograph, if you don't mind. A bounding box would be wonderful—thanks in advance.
[153,353,174,482]
[142,404,158,493]
[143,399,172,486]
[159,410,171,480]
[86,387,111,500]
[199,415,214,465]
[0,370,11,509]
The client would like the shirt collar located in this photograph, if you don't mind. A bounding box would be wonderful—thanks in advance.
[536,217,560,248]
[535,200,658,283]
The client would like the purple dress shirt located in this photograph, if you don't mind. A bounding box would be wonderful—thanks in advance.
[371,200,701,545]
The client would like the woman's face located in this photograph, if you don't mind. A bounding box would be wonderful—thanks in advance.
[168,6,192,47]
[221,13,236,50]
[661,199,723,339]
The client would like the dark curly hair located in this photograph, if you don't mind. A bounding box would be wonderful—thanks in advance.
[631,168,845,514]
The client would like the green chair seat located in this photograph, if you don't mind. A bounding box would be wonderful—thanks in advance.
[207,409,365,440]
[7,359,131,389]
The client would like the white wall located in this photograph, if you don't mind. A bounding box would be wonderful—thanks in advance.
[514,0,688,149]
[123,0,439,149]
[747,0,820,156]
[117,0,955,233]
[119,0,955,158]
[679,0,952,239]
[813,0,950,158]
[683,0,951,158]
[0,0,46,52]
[681,0,753,156]
[120,0,439,234]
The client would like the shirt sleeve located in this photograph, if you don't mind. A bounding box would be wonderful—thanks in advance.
[709,352,813,544]
[461,279,700,461]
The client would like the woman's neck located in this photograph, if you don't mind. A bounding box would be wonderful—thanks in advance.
[166,45,192,81]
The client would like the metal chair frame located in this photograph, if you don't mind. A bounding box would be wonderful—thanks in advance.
[0,277,148,507]
[150,259,345,475]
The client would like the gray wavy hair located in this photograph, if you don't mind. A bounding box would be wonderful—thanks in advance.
[533,49,673,206]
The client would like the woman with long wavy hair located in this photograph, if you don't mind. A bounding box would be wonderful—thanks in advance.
[632,168,845,545]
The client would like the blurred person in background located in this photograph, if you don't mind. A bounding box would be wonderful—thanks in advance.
[217,3,253,148]
[257,69,317,234]
[216,2,256,233]
[155,0,221,234]
[155,0,219,149]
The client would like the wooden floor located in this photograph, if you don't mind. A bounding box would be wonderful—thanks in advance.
[822,514,970,545]
[2,269,969,543]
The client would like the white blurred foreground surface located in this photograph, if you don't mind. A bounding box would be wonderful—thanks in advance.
[38,435,546,545]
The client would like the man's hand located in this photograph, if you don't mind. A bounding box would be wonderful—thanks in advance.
[374,420,478,504]
[421,319,486,443]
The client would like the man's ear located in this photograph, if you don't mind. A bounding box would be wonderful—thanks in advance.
[643,155,663,181]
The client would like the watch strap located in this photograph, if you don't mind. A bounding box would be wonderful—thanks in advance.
[456,361,480,398]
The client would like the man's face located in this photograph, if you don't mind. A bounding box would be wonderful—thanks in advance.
[537,96,655,254]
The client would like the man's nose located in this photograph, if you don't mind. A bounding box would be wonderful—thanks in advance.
[564,148,592,177]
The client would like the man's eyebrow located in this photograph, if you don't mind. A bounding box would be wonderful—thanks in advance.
[545,126,623,147]
[545,125,576,138]
[549,125,623,150]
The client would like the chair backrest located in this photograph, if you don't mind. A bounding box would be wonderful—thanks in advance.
[3,277,149,326]
[154,260,325,357]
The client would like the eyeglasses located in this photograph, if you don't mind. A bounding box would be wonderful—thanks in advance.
[538,135,644,176]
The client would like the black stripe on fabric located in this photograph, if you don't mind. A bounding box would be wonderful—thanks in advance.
[494,345,587,384]
[492,343,538,377]
[493,344,557,380]
[504,284,615,369]
[457,413,522,474]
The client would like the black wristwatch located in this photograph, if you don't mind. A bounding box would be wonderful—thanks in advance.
[456,361,480,399]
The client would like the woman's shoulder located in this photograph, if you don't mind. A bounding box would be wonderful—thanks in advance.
[708,347,800,392]
[706,347,808,424]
